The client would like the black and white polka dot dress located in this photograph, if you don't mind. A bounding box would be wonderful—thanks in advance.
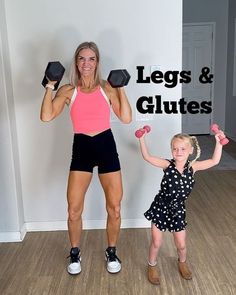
[144,159,195,232]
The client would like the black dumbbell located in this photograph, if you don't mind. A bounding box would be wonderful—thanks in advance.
[42,61,65,91]
[107,69,131,88]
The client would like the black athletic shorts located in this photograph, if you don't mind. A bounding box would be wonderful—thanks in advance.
[70,129,121,173]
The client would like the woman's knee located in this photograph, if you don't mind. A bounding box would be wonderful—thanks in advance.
[105,188,122,219]
[68,205,83,222]
[107,204,121,219]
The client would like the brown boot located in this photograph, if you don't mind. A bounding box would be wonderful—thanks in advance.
[147,265,160,285]
[178,261,192,280]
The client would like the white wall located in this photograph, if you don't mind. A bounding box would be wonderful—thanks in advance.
[183,0,229,129]
[1,0,182,241]
[0,0,25,242]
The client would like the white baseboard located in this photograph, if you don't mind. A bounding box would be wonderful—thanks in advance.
[0,219,150,242]
[0,223,27,242]
[0,232,22,242]
[25,221,68,232]
[25,219,150,231]
[121,219,150,228]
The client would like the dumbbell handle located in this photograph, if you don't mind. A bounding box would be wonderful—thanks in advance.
[211,124,229,145]
[135,125,151,138]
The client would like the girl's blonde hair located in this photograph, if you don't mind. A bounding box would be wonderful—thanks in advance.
[69,41,102,87]
[171,133,201,166]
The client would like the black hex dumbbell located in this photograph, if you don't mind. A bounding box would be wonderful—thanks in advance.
[107,69,131,88]
[42,61,65,91]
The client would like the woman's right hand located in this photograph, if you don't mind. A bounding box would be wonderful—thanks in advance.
[46,76,58,87]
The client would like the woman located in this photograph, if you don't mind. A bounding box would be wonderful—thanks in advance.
[40,41,132,275]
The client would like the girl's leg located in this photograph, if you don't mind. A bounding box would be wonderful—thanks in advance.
[173,230,187,262]
[149,223,163,265]
[173,230,192,280]
[147,223,163,285]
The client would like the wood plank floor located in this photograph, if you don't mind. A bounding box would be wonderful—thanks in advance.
[0,170,236,295]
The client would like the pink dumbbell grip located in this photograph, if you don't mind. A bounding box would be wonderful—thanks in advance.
[220,137,229,145]
[135,129,144,138]
[211,123,229,145]
[211,124,219,133]
[143,125,151,133]
[135,125,151,138]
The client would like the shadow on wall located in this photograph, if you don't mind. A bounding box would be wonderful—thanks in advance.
[14,25,154,221]
[98,28,148,220]
[36,28,82,216]
[97,28,124,76]
[13,27,82,218]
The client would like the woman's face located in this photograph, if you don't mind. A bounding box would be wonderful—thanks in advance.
[76,48,97,77]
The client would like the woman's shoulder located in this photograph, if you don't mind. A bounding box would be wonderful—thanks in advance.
[55,84,76,105]
[102,80,115,93]
[101,79,109,87]
[58,83,75,92]
[57,83,76,97]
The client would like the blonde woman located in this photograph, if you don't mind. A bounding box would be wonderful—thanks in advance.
[40,42,132,275]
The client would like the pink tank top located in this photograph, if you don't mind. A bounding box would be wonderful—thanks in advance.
[70,86,111,134]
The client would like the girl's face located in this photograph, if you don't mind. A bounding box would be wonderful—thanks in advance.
[171,138,193,162]
[76,48,97,77]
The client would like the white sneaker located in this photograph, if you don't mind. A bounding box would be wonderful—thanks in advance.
[105,247,121,273]
[67,247,81,275]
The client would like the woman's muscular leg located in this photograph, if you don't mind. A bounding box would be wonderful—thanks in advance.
[99,171,123,246]
[67,171,93,247]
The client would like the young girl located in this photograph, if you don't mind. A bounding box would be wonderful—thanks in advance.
[137,129,225,285]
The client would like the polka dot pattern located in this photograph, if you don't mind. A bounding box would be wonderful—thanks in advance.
[144,159,195,232]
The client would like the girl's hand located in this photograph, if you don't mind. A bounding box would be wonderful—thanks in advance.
[135,125,151,138]
[215,130,225,142]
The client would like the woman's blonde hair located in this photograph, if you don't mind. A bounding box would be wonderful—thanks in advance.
[171,133,201,166]
[69,41,102,87]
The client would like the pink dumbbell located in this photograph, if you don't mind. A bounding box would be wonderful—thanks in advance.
[211,123,229,145]
[135,125,151,138]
